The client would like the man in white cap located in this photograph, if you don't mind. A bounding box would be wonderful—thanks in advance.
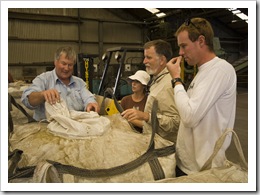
[120,70,150,132]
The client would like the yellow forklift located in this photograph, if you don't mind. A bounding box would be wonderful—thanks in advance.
[95,47,145,116]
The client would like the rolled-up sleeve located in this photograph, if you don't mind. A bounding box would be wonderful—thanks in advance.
[21,89,36,109]
[21,76,46,109]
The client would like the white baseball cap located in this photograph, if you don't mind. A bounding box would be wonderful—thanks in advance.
[128,70,150,85]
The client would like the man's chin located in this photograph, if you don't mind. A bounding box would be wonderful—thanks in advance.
[59,75,71,80]
[145,68,154,75]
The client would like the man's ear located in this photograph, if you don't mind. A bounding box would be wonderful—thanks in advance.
[160,55,167,65]
[198,35,206,47]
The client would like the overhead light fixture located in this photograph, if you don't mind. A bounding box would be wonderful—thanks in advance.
[236,13,248,22]
[228,8,248,23]
[156,12,166,18]
[232,10,241,14]
[145,8,166,18]
[145,8,160,14]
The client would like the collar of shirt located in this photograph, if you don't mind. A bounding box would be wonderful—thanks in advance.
[198,56,219,72]
[146,68,169,95]
[52,69,75,86]
[151,68,169,84]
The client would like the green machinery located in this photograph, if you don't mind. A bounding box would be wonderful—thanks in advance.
[97,47,145,100]
[75,47,145,115]
[75,47,145,99]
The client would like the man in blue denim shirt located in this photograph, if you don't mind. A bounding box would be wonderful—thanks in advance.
[21,46,100,121]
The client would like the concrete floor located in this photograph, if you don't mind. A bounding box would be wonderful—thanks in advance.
[226,87,248,163]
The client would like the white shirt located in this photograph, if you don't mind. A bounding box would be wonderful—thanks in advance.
[175,57,237,174]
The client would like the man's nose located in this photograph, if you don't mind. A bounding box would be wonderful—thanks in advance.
[179,49,184,56]
[64,64,69,69]
[64,64,72,69]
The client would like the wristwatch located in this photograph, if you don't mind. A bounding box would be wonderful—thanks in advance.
[171,78,184,88]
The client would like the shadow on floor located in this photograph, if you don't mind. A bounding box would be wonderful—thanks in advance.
[226,87,248,163]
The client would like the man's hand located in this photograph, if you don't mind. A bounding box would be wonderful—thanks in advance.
[42,89,60,105]
[121,109,149,122]
[28,89,60,106]
[166,56,183,79]
[86,102,100,113]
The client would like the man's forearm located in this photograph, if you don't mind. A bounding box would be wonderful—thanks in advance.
[28,91,45,106]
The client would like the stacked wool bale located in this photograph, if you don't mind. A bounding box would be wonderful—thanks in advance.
[9,95,176,183]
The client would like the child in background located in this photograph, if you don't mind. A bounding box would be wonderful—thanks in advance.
[120,70,150,132]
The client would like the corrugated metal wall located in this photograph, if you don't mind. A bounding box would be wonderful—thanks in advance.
[9,8,78,16]
[8,8,144,80]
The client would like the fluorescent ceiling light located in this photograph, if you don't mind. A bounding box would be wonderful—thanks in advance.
[232,10,240,14]
[145,8,160,14]
[237,13,248,21]
[228,8,248,23]
[156,12,166,18]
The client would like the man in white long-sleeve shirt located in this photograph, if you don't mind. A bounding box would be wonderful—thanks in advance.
[166,18,237,176]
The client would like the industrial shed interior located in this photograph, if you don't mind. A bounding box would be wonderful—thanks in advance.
[6,7,251,188]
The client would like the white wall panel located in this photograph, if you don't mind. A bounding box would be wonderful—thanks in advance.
[80,20,99,42]
[80,44,99,55]
[103,23,141,43]
[9,41,79,63]
[9,20,78,40]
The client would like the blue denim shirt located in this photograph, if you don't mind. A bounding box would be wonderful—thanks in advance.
[21,69,96,121]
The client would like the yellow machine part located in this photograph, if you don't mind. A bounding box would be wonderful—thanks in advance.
[105,100,119,116]
[95,95,119,116]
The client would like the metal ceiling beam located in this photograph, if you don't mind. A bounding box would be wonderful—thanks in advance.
[9,10,149,25]
[8,11,79,23]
